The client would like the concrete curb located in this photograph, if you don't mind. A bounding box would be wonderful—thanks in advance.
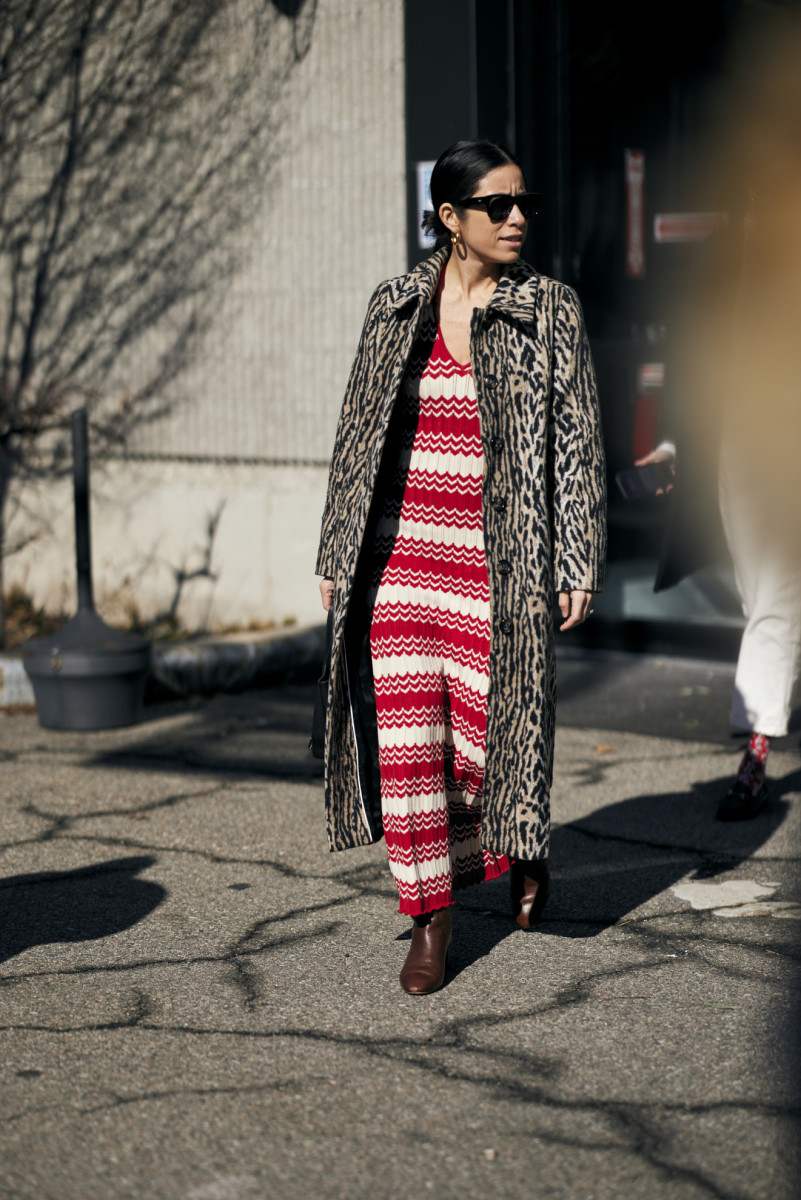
[0,625,327,711]
[149,625,327,698]
[0,655,36,708]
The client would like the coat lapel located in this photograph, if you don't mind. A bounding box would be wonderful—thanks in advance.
[386,247,448,312]
[485,259,542,326]
[368,250,448,463]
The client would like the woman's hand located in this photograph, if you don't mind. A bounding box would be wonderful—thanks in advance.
[319,578,334,612]
[558,589,594,631]
[635,447,675,494]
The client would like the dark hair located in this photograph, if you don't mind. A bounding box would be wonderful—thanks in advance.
[421,140,521,247]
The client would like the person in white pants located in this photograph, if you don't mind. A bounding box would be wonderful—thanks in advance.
[639,434,801,818]
[638,21,801,815]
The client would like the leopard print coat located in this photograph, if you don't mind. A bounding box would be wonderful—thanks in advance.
[316,246,606,860]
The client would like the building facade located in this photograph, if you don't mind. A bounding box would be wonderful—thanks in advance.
[7,0,406,634]
[6,0,787,639]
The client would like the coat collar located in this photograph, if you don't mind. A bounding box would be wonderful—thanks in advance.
[385,247,542,324]
[385,247,448,310]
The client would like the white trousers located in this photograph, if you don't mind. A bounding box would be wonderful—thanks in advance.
[719,440,801,737]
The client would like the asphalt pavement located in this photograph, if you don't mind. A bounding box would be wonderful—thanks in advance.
[1,652,799,1200]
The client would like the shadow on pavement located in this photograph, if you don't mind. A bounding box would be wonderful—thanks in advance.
[542,772,797,937]
[89,685,323,781]
[555,647,801,747]
[0,856,166,966]
[444,769,797,981]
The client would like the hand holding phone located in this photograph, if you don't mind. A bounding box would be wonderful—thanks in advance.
[615,460,674,500]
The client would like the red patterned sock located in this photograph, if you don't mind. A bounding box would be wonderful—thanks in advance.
[735,733,770,796]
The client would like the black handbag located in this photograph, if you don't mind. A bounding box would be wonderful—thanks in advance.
[309,606,333,759]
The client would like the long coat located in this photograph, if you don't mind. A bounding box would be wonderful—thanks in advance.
[316,247,606,861]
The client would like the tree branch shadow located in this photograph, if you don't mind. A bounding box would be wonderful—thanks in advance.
[0,855,166,966]
[437,774,796,983]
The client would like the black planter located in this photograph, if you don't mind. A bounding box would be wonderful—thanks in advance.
[22,407,153,731]
[23,609,151,730]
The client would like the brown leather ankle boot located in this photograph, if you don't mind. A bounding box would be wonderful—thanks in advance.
[510,859,550,929]
[399,907,453,994]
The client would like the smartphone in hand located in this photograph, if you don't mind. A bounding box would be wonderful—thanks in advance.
[615,461,673,500]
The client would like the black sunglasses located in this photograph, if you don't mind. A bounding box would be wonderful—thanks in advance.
[457,192,540,222]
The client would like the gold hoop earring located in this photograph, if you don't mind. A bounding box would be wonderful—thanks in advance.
[451,229,462,246]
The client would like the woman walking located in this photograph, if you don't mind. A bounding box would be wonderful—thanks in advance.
[317,141,606,994]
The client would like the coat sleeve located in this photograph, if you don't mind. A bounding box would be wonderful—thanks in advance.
[549,285,607,593]
[315,284,386,579]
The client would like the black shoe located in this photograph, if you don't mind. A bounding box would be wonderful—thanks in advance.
[716,780,768,821]
[510,859,550,928]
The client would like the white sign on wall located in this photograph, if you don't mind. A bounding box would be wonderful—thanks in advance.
[417,160,437,250]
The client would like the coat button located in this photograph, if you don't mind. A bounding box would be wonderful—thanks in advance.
[490,436,504,453]
[484,374,498,389]
[498,559,512,575]
[491,497,507,513]
[499,618,513,634]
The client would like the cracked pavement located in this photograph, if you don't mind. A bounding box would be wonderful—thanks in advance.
[1,667,799,1200]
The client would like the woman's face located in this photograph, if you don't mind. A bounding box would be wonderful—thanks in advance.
[444,163,528,264]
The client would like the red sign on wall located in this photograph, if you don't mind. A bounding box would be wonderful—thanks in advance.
[625,149,645,279]
[633,362,665,460]
[654,212,728,242]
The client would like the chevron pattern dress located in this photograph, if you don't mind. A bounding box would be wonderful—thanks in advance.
[368,306,511,916]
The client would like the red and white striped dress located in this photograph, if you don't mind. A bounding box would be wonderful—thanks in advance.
[368,303,510,917]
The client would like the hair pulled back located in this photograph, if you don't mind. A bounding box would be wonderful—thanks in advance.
[421,139,520,248]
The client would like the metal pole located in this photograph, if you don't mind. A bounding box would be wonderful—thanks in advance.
[468,0,478,139]
[551,0,570,282]
[506,0,517,153]
[71,407,94,612]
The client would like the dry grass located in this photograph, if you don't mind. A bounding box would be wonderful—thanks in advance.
[3,586,297,649]
[3,585,68,649]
